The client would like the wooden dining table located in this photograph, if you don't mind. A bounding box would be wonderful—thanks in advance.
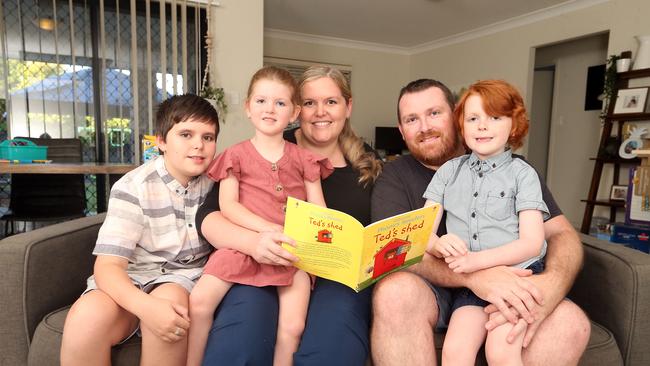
[0,162,138,212]
[0,162,136,175]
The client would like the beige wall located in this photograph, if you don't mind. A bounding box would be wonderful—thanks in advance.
[410,0,650,223]
[534,35,608,226]
[211,0,263,151]
[215,0,650,224]
[263,37,410,145]
[411,0,650,110]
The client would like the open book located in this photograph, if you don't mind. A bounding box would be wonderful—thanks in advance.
[282,197,441,292]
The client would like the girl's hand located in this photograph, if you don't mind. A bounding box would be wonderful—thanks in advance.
[138,297,190,343]
[434,233,468,257]
[252,230,298,266]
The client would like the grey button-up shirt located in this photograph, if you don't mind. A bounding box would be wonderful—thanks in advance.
[423,150,549,269]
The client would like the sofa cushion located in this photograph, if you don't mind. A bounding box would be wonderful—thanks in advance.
[28,306,141,366]
[27,308,621,366]
[579,321,623,365]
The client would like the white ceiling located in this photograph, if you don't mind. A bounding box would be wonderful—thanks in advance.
[264,0,600,49]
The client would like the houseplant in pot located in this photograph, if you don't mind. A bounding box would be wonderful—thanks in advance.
[200,85,227,121]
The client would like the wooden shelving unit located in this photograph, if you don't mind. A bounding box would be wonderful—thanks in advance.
[580,68,650,234]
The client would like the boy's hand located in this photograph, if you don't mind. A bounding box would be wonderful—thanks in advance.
[139,296,190,343]
[445,251,481,273]
[434,233,468,257]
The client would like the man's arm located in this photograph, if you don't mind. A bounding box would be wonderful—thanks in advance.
[484,214,583,345]
[538,214,583,302]
[520,214,582,345]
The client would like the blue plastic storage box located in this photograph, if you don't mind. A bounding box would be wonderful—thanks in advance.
[0,138,48,161]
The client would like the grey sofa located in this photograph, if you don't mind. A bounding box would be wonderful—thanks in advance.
[1,214,649,366]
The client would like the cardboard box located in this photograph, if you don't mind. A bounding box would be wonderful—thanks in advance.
[611,223,650,253]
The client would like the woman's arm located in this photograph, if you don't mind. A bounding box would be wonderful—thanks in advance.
[201,211,297,266]
[198,183,298,265]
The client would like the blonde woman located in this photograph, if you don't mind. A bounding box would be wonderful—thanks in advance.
[196,65,382,365]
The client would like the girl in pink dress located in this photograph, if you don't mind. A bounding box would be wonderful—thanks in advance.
[187,66,332,366]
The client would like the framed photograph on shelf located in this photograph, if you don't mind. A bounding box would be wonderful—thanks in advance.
[613,87,649,114]
[610,184,628,201]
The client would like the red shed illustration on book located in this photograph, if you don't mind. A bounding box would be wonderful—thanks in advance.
[316,229,333,243]
[372,237,412,278]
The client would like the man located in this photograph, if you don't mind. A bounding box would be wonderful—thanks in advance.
[370,79,590,365]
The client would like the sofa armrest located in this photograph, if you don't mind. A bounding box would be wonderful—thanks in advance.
[569,234,650,366]
[0,214,105,366]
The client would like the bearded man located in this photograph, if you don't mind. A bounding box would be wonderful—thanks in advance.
[370,79,590,366]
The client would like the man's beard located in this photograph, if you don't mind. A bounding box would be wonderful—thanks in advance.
[405,128,462,168]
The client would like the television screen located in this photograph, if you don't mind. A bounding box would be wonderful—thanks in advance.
[375,127,407,155]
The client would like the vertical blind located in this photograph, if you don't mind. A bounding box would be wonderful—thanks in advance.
[0,0,208,164]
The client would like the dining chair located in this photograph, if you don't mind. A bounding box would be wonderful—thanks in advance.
[1,137,86,235]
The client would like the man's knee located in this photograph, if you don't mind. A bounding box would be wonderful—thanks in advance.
[556,301,591,348]
[373,272,438,321]
[523,300,591,365]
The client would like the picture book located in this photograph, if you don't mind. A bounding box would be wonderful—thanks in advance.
[282,197,441,292]
[142,135,159,162]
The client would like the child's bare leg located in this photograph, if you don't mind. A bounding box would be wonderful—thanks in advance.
[140,283,191,366]
[273,270,311,366]
[187,275,233,366]
[485,316,526,366]
[441,306,487,366]
[61,290,139,366]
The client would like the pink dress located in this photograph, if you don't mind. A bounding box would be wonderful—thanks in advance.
[203,140,333,286]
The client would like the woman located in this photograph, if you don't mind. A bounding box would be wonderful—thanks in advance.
[196,65,382,365]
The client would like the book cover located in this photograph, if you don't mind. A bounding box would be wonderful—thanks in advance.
[283,197,441,292]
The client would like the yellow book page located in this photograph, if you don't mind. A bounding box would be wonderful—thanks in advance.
[283,197,364,290]
[357,204,439,291]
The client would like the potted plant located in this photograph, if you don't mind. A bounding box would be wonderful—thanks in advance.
[200,85,227,121]
[600,54,620,120]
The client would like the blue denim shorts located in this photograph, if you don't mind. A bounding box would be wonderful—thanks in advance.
[418,275,453,331]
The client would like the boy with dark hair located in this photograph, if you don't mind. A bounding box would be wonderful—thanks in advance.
[61,94,219,366]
